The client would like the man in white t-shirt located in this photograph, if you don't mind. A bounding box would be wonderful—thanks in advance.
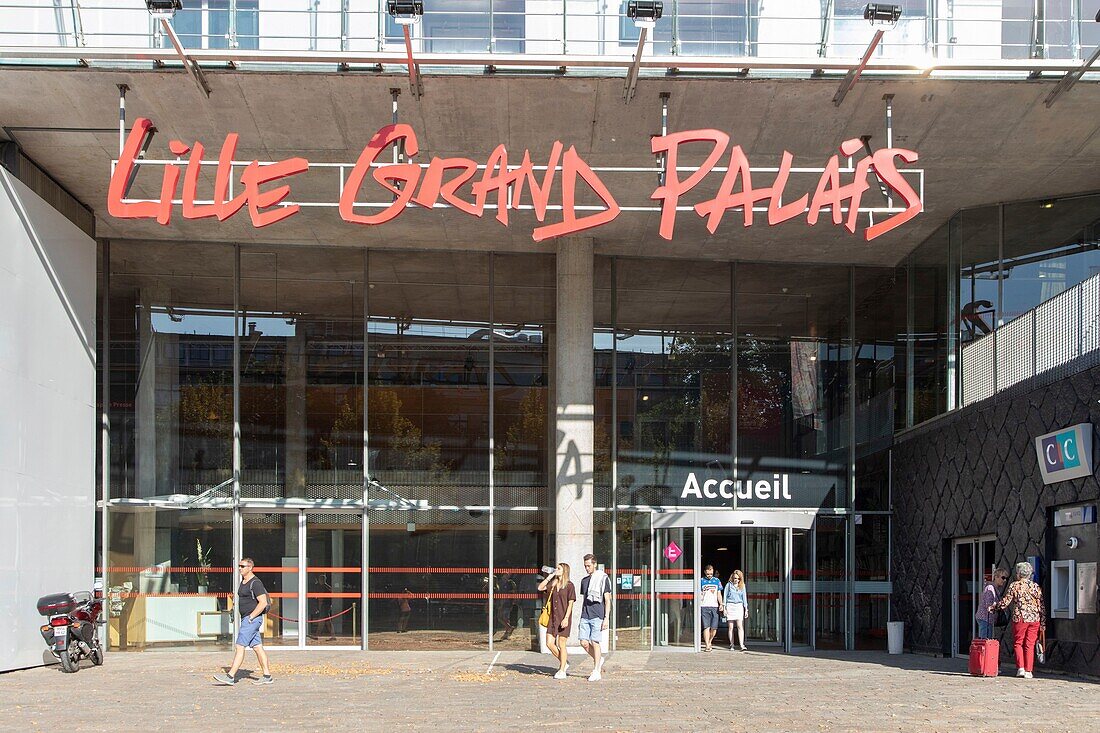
[699,564,724,652]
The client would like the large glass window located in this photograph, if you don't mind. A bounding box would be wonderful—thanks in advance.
[239,248,364,500]
[387,0,525,53]
[108,242,235,501]
[615,259,732,509]
[737,264,850,510]
[107,508,232,650]
[493,253,553,508]
[1000,195,1100,323]
[908,223,952,425]
[172,0,259,50]
[366,508,489,650]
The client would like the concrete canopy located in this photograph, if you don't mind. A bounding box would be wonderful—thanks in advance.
[1,67,1098,266]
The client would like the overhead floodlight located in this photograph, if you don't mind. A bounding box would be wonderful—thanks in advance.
[834,6,901,106]
[387,0,423,26]
[145,0,182,17]
[627,1,663,29]
[863,3,902,27]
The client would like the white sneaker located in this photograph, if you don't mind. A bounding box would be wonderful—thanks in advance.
[1016,668,1026,678]
[1023,671,1034,679]
[553,669,567,680]
[588,670,602,682]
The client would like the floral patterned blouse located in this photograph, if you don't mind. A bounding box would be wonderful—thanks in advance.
[993,579,1046,629]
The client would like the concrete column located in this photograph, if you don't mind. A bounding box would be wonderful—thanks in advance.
[554,238,594,643]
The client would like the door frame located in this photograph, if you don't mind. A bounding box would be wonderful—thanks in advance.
[651,510,816,653]
[237,507,364,651]
[950,534,996,658]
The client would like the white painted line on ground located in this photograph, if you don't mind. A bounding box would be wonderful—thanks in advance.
[487,651,501,674]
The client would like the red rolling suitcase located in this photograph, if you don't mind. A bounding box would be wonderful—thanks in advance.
[968,639,999,677]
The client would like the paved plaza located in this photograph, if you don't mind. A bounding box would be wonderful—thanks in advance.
[2,648,1097,732]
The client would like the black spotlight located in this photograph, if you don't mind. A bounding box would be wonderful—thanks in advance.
[627,1,664,23]
[863,3,902,25]
[387,0,423,25]
[145,0,182,13]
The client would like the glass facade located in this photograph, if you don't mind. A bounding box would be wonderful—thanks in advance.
[101,244,897,651]
[901,191,1100,427]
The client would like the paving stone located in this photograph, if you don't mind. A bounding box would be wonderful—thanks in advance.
[1,650,1096,732]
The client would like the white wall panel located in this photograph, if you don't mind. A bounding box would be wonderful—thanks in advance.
[0,169,95,672]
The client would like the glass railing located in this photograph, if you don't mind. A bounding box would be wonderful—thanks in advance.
[0,1,1098,66]
[961,272,1100,406]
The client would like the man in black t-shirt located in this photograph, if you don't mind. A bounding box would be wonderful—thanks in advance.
[213,557,273,686]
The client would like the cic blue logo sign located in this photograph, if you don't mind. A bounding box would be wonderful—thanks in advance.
[1035,424,1094,485]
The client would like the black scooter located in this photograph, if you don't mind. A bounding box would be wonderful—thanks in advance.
[37,590,105,673]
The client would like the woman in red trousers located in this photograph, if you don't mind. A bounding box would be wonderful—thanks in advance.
[990,561,1046,679]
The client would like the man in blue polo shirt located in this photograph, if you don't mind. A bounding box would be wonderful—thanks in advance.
[699,564,724,652]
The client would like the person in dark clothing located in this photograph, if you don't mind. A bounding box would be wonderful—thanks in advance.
[213,557,273,686]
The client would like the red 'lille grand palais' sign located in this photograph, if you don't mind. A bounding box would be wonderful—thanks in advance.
[107,117,923,242]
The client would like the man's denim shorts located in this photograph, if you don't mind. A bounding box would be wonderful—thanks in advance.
[578,616,603,642]
[700,607,720,629]
[236,615,264,648]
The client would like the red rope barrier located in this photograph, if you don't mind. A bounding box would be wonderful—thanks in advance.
[266,605,357,625]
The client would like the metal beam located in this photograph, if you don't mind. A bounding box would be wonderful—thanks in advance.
[159,17,212,98]
[402,25,423,99]
[833,29,884,106]
[2,46,1096,76]
[623,27,648,103]
[1044,44,1100,108]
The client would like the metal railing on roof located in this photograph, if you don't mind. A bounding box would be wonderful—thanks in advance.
[0,1,1097,74]
[961,272,1100,406]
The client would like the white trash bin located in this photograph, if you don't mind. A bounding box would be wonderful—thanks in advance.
[887,621,904,654]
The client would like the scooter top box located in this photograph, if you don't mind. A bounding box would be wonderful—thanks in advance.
[37,591,91,617]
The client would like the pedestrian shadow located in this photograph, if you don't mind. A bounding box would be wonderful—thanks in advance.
[501,662,554,676]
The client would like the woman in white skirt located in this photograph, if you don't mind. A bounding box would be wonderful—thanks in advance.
[724,570,749,651]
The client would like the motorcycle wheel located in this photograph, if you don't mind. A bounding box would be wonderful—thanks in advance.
[59,649,77,673]
[90,644,104,666]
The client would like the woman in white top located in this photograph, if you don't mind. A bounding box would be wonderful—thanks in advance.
[723,570,749,651]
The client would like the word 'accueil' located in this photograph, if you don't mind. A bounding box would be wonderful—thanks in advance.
[681,473,793,501]
[107,117,923,242]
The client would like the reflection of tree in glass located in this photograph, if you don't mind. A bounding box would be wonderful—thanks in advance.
[494,388,546,470]
[176,376,233,472]
[633,335,731,488]
[736,337,786,431]
[322,389,451,480]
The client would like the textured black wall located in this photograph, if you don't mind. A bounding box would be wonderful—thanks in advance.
[892,364,1100,676]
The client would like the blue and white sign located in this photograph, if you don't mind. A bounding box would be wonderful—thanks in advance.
[1035,423,1094,485]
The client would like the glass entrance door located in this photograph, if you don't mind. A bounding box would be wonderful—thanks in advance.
[654,527,694,648]
[952,536,997,657]
[744,528,786,648]
[304,513,362,647]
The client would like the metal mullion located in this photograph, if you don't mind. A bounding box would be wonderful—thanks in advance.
[488,252,495,651]
[298,510,306,648]
[232,244,242,637]
[731,262,737,510]
[363,249,370,650]
[811,521,817,649]
[610,256,618,652]
[847,266,856,650]
[693,524,701,652]
[785,527,793,652]
[99,239,111,655]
